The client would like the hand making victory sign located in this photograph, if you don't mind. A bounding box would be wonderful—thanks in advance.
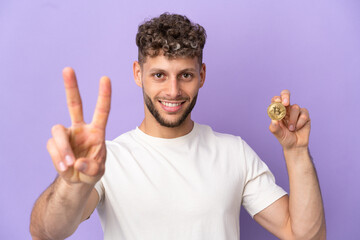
[47,67,112,184]
[269,89,311,150]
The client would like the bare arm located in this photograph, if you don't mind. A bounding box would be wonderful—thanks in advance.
[30,178,99,239]
[254,90,326,239]
[255,149,326,239]
[30,67,111,239]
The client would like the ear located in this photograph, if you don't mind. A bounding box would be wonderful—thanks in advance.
[199,63,206,88]
[133,61,142,88]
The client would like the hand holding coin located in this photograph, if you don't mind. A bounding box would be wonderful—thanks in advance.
[268,90,311,150]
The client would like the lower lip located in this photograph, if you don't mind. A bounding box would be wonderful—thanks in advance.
[159,101,184,113]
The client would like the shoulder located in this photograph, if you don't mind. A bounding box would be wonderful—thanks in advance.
[195,123,250,156]
[196,123,243,144]
[196,123,260,158]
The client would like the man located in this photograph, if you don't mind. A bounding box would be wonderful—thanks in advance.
[30,13,326,239]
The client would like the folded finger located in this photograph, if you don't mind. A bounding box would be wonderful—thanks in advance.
[63,67,84,125]
[51,124,75,167]
[288,104,300,131]
[74,158,105,177]
[92,76,112,129]
[47,138,68,172]
[296,108,310,130]
[280,89,290,106]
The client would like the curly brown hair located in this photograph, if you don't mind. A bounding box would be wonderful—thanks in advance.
[136,13,207,66]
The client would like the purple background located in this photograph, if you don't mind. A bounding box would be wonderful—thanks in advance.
[1,0,359,239]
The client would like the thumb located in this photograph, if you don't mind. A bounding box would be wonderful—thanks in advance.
[269,120,283,141]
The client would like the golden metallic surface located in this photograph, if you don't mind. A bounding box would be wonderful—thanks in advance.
[267,102,286,120]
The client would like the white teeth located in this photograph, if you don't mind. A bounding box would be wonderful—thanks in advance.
[161,101,181,107]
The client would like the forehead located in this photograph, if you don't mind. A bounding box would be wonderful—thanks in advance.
[142,55,200,72]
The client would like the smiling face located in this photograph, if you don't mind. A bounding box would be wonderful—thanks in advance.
[134,54,206,131]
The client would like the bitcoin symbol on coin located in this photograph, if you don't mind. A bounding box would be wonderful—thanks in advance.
[267,103,286,120]
[274,106,281,115]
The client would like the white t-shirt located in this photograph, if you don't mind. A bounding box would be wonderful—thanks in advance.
[94,123,287,240]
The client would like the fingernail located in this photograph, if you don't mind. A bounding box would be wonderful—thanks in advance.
[58,162,66,172]
[283,98,288,105]
[289,124,295,131]
[65,155,74,165]
[78,162,87,172]
[272,120,278,126]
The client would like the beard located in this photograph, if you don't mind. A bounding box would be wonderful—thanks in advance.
[143,90,198,128]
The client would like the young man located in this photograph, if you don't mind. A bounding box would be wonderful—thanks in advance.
[30,13,326,239]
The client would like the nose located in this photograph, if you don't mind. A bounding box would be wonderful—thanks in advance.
[166,76,181,98]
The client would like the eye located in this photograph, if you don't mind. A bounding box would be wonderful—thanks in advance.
[154,73,164,79]
[181,73,193,79]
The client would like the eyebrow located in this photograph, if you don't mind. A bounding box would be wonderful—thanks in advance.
[179,68,197,73]
[148,68,166,73]
[148,68,197,73]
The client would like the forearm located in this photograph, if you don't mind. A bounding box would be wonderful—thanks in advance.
[284,148,326,239]
[30,176,94,240]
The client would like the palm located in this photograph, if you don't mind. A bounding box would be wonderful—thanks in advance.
[64,125,106,183]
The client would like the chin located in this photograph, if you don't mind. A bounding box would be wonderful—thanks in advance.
[157,115,188,128]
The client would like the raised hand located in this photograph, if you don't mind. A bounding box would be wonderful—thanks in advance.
[47,67,111,184]
[269,90,311,150]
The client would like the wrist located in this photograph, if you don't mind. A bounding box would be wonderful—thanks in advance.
[283,147,314,172]
[283,147,309,157]
[56,176,95,200]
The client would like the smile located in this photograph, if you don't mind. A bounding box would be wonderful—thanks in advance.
[159,100,186,112]
[160,101,183,107]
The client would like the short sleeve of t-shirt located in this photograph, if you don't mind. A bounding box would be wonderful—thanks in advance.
[94,179,104,204]
[240,140,287,218]
[94,140,117,205]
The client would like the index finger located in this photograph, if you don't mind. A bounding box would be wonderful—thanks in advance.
[280,89,290,107]
[91,76,112,129]
[63,67,84,125]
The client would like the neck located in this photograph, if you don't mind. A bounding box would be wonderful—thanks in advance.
[139,116,194,139]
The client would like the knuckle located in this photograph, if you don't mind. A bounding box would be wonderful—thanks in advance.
[51,124,64,134]
[303,108,309,114]
[292,104,300,110]
[96,106,110,114]
[300,114,308,121]
[67,99,82,108]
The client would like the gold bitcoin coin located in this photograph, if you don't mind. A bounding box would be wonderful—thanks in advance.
[267,102,286,120]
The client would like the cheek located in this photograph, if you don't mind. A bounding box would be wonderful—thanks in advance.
[142,81,159,96]
[183,83,200,97]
